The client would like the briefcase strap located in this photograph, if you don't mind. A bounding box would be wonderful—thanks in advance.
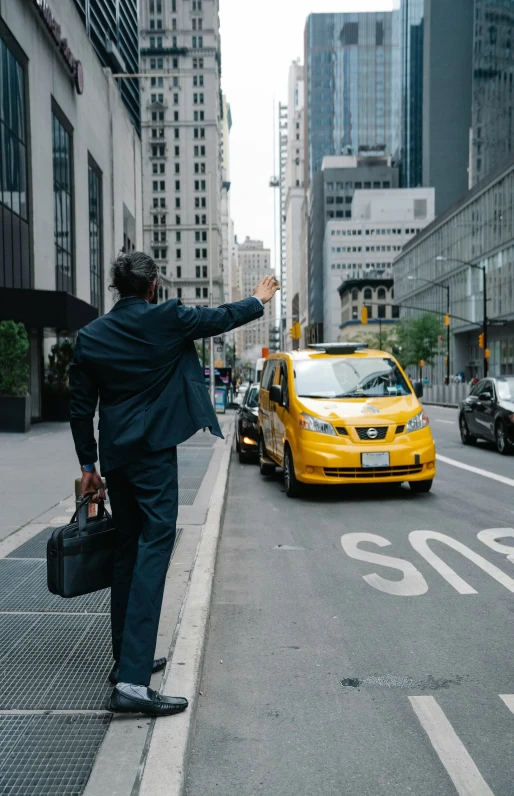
[72,495,112,536]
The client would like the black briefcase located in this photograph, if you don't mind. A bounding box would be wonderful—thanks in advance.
[47,495,116,598]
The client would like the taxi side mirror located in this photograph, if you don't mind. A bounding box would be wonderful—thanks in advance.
[269,384,283,405]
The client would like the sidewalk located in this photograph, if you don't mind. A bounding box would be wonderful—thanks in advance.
[0,416,234,796]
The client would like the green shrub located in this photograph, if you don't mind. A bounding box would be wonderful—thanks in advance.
[45,340,74,393]
[0,321,29,397]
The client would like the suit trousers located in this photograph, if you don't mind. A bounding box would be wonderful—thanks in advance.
[105,447,178,686]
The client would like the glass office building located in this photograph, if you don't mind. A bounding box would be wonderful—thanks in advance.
[398,0,424,187]
[304,12,399,186]
[470,0,514,186]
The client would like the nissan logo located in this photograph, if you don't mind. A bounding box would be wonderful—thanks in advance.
[367,428,378,439]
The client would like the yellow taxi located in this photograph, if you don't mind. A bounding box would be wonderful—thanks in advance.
[257,343,436,498]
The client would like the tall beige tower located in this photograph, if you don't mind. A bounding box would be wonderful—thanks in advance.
[236,237,273,359]
[139,0,223,306]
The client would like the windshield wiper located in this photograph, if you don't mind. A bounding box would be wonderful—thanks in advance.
[297,394,337,398]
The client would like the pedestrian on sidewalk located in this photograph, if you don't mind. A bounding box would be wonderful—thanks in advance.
[69,251,279,717]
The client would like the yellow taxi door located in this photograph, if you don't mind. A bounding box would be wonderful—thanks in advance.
[259,360,278,456]
[272,360,289,465]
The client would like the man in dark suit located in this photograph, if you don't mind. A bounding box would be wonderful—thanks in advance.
[69,251,278,717]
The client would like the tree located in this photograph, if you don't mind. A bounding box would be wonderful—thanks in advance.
[46,340,74,393]
[394,314,444,369]
[0,321,29,396]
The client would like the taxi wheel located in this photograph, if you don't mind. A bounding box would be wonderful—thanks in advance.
[259,437,276,476]
[409,479,433,494]
[284,446,301,498]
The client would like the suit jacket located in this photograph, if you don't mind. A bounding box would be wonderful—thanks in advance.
[69,296,263,473]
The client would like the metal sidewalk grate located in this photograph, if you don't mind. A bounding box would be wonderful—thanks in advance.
[0,614,112,710]
[0,560,110,613]
[7,527,55,559]
[0,714,110,795]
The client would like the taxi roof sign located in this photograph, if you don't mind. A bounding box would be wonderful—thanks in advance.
[307,343,369,355]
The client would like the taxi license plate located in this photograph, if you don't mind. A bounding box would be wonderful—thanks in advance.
[361,452,390,468]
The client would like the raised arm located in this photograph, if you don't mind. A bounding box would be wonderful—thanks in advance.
[176,276,279,342]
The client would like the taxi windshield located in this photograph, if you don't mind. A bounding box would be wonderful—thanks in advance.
[295,357,411,399]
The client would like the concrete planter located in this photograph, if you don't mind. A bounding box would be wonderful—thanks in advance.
[0,395,31,433]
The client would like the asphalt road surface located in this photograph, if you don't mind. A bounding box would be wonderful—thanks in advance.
[186,406,514,796]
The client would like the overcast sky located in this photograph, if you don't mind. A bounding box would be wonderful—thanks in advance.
[219,0,394,271]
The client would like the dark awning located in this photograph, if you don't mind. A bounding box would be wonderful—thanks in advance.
[0,288,98,331]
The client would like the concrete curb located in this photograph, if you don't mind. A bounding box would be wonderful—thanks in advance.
[138,421,235,796]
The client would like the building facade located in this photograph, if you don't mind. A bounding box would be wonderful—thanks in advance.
[470,0,514,187]
[394,155,514,381]
[0,0,142,420]
[281,60,305,350]
[72,0,140,130]
[338,277,398,342]
[304,12,399,187]
[323,187,434,341]
[422,0,474,214]
[138,0,223,308]
[306,154,400,341]
[236,237,272,359]
[397,0,424,188]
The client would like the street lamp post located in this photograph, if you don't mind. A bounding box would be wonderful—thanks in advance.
[407,275,451,385]
[436,256,487,378]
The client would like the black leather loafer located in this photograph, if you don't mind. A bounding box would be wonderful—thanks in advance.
[105,685,188,716]
[108,657,167,685]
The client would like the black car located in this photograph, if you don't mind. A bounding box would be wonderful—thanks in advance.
[459,376,514,454]
[235,383,260,462]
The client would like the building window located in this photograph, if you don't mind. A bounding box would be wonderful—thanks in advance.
[363,287,372,300]
[177,265,182,276]
[177,287,182,298]
[52,108,74,293]
[88,158,102,311]
[0,33,30,289]
[202,287,208,298]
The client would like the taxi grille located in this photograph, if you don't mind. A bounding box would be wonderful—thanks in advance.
[355,427,388,440]
[323,465,423,479]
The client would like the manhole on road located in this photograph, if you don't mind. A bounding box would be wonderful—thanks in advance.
[340,674,466,690]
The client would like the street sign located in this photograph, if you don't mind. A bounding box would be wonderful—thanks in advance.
[214,336,223,344]
[488,320,508,327]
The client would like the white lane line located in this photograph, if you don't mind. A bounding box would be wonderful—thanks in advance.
[409,696,495,796]
[499,694,514,714]
[435,419,454,424]
[437,454,514,488]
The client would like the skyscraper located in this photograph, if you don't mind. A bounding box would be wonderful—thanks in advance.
[422,0,474,214]
[470,0,514,186]
[304,12,399,187]
[139,0,223,307]
[236,238,273,357]
[398,0,424,187]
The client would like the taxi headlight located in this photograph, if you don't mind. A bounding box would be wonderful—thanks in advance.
[406,411,430,433]
[299,413,336,436]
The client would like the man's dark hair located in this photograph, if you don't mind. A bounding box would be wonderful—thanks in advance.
[110,251,159,298]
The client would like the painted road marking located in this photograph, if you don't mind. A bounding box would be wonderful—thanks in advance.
[409,696,495,796]
[437,454,514,488]
[435,419,454,424]
[341,528,514,596]
[499,694,514,714]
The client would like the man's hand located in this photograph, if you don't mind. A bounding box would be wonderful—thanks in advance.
[81,467,106,504]
[253,275,280,305]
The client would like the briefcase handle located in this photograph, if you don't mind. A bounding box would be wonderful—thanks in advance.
[73,495,112,536]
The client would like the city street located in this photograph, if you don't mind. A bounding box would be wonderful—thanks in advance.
[187,405,514,796]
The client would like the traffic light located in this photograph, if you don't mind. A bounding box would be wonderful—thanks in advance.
[444,314,450,327]
[478,333,485,349]
[485,348,491,359]
[289,322,301,340]
[419,359,425,368]
[361,307,368,325]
